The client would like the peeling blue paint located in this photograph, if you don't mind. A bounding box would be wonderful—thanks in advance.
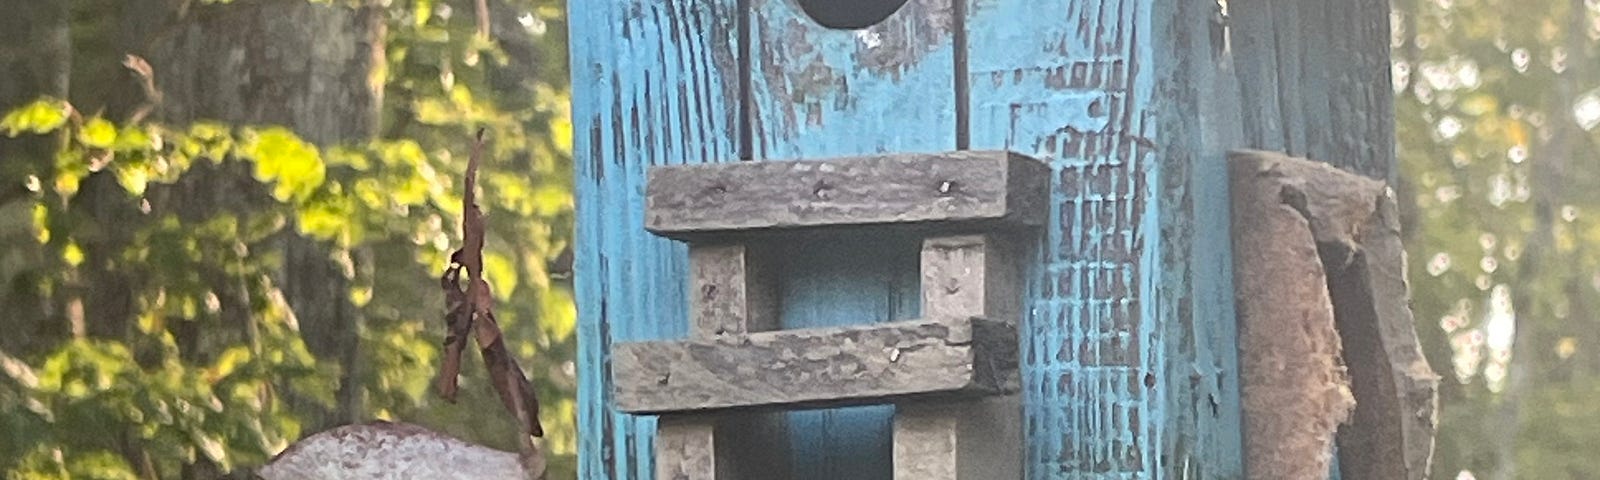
[570,0,1265,478]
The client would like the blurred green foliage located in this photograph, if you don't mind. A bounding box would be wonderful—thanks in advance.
[0,0,575,477]
[1394,0,1600,478]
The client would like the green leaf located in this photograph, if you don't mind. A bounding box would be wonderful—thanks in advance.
[78,117,117,148]
[483,251,519,302]
[62,242,84,268]
[0,99,69,136]
[541,286,578,342]
[296,194,358,245]
[31,203,49,244]
[111,126,155,152]
[64,451,139,480]
[244,128,326,202]
[112,161,149,196]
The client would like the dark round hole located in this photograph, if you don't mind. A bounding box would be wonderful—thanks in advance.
[796,0,909,30]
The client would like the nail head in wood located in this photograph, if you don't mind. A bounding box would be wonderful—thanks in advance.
[645,151,1050,240]
[611,317,1019,414]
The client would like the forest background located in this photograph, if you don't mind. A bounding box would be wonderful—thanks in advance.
[1,0,1598,479]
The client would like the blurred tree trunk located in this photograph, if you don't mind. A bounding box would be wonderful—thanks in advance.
[118,0,383,452]
[1490,2,1591,478]
[0,0,72,355]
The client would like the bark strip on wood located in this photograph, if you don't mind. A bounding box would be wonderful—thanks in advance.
[1230,150,1438,480]
[1231,151,1355,480]
[613,317,1018,414]
[644,150,1049,239]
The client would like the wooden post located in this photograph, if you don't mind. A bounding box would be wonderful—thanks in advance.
[654,244,789,480]
[894,235,1023,479]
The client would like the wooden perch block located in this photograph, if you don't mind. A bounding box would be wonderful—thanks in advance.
[894,235,1024,479]
[645,150,1050,239]
[612,317,1018,414]
[656,417,717,480]
[689,243,778,338]
[1229,150,1438,480]
[893,399,1022,480]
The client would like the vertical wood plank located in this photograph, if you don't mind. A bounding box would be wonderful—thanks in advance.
[920,235,1023,323]
[689,244,779,337]
[747,0,958,159]
[570,0,740,478]
[773,232,922,479]
[966,0,1219,477]
[746,0,959,477]
[657,243,789,480]
[896,235,1024,479]
[1148,1,1253,479]
[657,417,720,480]
[1229,0,1396,180]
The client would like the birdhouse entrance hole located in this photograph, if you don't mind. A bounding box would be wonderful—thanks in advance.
[795,0,908,29]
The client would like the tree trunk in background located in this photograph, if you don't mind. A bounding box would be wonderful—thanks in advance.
[123,0,382,436]
[0,0,72,356]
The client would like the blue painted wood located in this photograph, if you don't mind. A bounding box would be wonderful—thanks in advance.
[774,232,922,480]
[571,0,1392,478]
[964,0,1246,478]
[745,0,958,477]
[570,0,740,478]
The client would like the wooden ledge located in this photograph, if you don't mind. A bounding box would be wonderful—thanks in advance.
[611,317,1019,414]
[644,151,1049,240]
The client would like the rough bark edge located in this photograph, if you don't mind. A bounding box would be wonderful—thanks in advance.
[1230,149,1439,480]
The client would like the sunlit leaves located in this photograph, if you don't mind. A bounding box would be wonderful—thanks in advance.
[242,127,326,203]
[1,0,579,476]
[1398,0,1600,476]
[0,99,70,136]
[77,117,116,149]
[482,250,519,302]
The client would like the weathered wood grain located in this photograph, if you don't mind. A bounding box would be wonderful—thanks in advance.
[964,0,1184,475]
[570,0,742,476]
[920,235,1024,325]
[893,399,1023,480]
[892,235,1024,479]
[656,417,717,480]
[644,151,1049,239]
[612,317,1018,414]
[1229,150,1438,480]
[744,0,963,476]
[656,242,791,479]
[689,244,778,338]
[1229,151,1356,480]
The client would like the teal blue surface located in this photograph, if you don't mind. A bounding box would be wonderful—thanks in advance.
[565,0,1405,477]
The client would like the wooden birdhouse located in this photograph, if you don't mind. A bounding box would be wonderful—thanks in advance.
[569,0,1437,479]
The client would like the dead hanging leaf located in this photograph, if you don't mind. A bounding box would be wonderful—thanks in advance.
[436,129,545,443]
[436,261,471,402]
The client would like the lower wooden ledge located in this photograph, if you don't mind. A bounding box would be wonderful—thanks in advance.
[611,317,1018,414]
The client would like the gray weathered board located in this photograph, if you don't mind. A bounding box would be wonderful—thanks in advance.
[612,317,1019,414]
[645,151,1050,239]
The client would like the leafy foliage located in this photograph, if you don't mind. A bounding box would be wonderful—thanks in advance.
[1394,0,1600,477]
[0,0,575,477]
